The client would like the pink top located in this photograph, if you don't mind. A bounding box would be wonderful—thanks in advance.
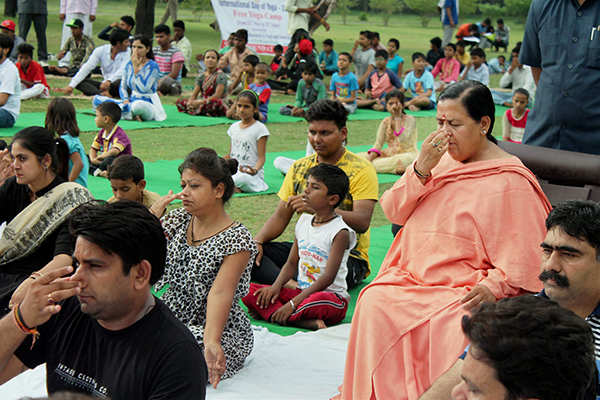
[432,57,461,83]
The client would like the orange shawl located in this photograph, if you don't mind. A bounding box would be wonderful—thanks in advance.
[337,154,551,400]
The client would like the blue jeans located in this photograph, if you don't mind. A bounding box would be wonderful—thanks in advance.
[0,109,15,128]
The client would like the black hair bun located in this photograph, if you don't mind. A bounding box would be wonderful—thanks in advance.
[225,158,238,175]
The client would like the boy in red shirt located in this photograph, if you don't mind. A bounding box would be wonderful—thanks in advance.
[16,43,49,100]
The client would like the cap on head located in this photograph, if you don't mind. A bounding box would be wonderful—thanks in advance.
[0,20,16,32]
[299,39,313,55]
[66,18,84,29]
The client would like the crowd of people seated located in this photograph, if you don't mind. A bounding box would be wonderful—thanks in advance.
[1,6,600,400]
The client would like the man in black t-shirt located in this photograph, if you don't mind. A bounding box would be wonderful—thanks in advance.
[0,201,207,399]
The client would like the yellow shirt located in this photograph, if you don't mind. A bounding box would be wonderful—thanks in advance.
[278,149,379,274]
[455,52,471,66]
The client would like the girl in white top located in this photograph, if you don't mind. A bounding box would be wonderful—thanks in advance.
[227,90,270,193]
[242,164,357,330]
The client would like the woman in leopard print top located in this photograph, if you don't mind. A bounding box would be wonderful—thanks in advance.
[152,148,257,388]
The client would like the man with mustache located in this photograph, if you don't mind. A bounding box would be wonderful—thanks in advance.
[420,199,600,399]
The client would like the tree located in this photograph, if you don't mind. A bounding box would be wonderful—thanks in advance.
[371,0,400,26]
[403,0,437,27]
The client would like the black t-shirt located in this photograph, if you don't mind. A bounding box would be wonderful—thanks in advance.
[15,297,207,399]
[426,49,444,68]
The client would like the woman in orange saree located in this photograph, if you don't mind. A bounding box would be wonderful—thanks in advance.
[334,81,551,400]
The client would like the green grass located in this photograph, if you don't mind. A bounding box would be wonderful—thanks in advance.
[1,2,524,238]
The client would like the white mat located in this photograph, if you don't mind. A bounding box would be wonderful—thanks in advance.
[0,324,351,399]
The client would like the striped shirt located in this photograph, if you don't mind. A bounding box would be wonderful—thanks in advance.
[152,46,184,81]
[540,290,600,359]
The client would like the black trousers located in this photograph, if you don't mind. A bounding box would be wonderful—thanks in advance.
[18,13,47,61]
[88,155,116,174]
[76,78,101,96]
[252,241,368,290]
[135,0,156,39]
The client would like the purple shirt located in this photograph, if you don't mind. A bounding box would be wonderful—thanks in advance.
[91,125,132,156]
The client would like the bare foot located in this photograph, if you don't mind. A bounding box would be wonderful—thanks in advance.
[294,319,327,330]
[134,115,143,122]
[247,308,261,320]
[283,279,298,289]
[408,105,420,112]
[234,187,242,193]
[98,170,108,178]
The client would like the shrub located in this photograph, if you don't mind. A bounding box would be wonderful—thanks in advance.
[371,0,400,26]
[505,0,532,20]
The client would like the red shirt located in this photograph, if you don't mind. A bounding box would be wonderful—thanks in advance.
[16,60,49,89]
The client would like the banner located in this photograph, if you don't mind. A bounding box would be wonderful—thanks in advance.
[211,0,291,55]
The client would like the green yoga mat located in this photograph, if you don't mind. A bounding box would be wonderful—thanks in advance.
[86,145,401,201]
[0,102,511,137]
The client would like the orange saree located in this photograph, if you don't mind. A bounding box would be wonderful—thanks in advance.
[335,154,551,400]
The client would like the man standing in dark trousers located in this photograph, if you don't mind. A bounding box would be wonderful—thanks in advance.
[17,0,47,64]
[135,0,156,38]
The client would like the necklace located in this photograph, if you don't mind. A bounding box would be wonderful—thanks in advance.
[392,115,405,137]
[190,216,235,243]
[312,213,337,225]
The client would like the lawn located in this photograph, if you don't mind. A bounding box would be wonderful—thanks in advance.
[1,1,526,240]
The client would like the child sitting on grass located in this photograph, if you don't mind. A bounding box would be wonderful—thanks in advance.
[227,90,270,193]
[279,61,326,118]
[358,90,418,174]
[89,101,132,178]
[319,38,338,76]
[226,54,259,119]
[227,54,258,96]
[401,52,436,111]
[502,88,529,144]
[107,154,162,209]
[45,98,88,186]
[460,47,489,86]
[242,163,356,330]
[249,62,272,122]
[270,44,283,73]
[358,49,402,111]
[16,43,49,101]
[432,43,460,92]
[330,52,359,114]
[455,40,470,68]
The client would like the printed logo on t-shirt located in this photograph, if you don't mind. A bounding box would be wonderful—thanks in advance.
[55,363,110,398]
[297,240,327,289]
[334,81,349,97]
[414,81,424,95]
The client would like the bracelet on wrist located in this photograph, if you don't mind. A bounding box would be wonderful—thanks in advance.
[254,239,263,245]
[13,304,40,348]
[413,163,431,179]
[289,299,296,311]
[367,148,382,156]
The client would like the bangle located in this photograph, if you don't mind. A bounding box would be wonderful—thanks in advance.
[413,163,431,179]
[13,304,40,349]
[254,239,263,245]
[367,148,381,156]
[289,299,296,311]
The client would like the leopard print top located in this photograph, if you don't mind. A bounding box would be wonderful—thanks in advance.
[157,208,257,380]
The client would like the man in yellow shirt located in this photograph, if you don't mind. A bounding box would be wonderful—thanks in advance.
[253,99,378,289]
